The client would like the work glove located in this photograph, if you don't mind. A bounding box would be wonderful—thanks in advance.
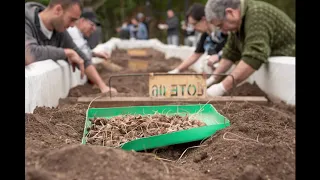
[201,55,213,74]
[168,69,180,74]
[207,82,226,97]
[206,75,216,87]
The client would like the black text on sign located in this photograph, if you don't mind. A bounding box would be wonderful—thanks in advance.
[149,75,206,98]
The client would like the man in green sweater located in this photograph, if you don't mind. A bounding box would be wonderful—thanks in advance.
[204,0,295,96]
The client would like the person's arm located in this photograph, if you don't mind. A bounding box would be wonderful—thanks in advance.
[212,58,234,79]
[210,12,272,95]
[224,14,271,91]
[221,60,256,90]
[169,33,207,73]
[208,34,241,83]
[61,31,93,68]
[92,51,110,60]
[25,41,34,65]
[25,23,66,62]
[207,58,256,97]
[176,53,202,71]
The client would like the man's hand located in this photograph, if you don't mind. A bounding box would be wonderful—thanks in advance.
[108,87,118,94]
[158,24,168,30]
[64,49,85,79]
[101,86,118,95]
[207,54,219,68]
[25,50,34,66]
[168,68,180,74]
[25,41,35,66]
[206,82,226,97]
[94,51,110,60]
[182,24,187,30]
[221,60,256,91]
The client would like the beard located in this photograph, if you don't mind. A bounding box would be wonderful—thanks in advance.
[52,17,65,32]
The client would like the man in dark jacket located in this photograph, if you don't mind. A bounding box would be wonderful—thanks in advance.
[158,9,180,46]
[25,0,117,94]
[166,10,179,45]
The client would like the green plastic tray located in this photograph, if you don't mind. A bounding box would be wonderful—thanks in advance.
[81,104,230,151]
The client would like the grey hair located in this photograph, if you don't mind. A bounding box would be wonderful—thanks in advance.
[205,0,241,21]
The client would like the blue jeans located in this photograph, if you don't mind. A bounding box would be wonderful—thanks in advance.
[167,35,179,46]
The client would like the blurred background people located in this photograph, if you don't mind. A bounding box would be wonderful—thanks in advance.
[129,17,148,40]
[137,12,149,39]
[158,9,180,46]
[67,11,117,94]
[116,20,131,40]
[182,20,196,47]
[168,3,228,75]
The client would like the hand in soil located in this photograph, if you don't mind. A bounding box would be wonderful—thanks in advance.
[207,83,226,97]
[101,87,118,95]
[86,114,206,147]
[94,51,110,60]
[64,48,85,79]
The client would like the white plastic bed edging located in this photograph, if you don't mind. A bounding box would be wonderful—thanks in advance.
[25,60,87,113]
[25,38,295,113]
[247,57,295,105]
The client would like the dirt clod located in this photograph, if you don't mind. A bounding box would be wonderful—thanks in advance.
[193,152,208,163]
[237,165,263,180]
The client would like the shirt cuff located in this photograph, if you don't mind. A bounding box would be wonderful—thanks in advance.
[241,56,264,70]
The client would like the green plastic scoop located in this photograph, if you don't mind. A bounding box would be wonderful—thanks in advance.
[81,104,230,151]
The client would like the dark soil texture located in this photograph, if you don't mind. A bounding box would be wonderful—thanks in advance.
[26,48,295,180]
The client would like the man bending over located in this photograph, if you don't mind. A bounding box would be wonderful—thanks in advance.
[67,11,117,94]
[25,0,117,94]
[204,0,295,96]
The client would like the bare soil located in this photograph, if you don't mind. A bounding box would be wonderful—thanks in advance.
[68,48,263,98]
[68,48,183,97]
[26,48,295,180]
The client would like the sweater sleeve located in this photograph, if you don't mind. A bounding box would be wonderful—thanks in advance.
[221,34,241,62]
[25,21,66,62]
[241,11,272,70]
[61,31,92,68]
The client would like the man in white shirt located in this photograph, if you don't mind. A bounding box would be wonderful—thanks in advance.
[67,12,117,94]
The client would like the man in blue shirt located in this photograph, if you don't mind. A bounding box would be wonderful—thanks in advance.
[129,17,148,40]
